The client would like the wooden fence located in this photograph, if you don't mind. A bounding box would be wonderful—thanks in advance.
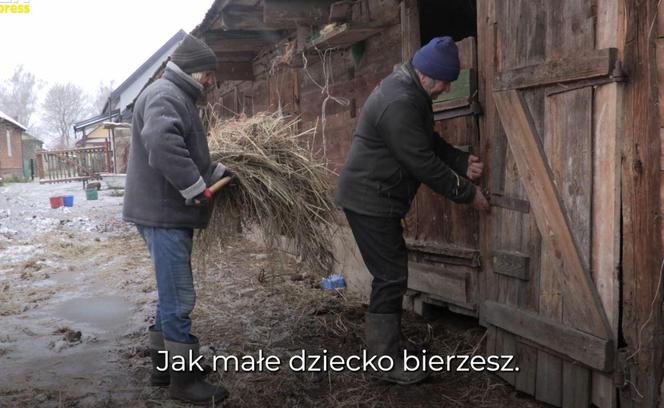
[36,144,112,184]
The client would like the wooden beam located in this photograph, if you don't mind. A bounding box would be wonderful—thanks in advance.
[494,89,612,340]
[215,51,257,63]
[492,250,530,280]
[408,262,470,306]
[482,301,614,372]
[490,194,531,213]
[400,0,420,62]
[205,30,283,52]
[264,0,333,26]
[220,5,293,30]
[620,0,664,405]
[495,48,618,90]
[217,62,253,81]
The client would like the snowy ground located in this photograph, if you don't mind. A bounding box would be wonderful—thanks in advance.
[0,181,547,408]
[0,180,154,407]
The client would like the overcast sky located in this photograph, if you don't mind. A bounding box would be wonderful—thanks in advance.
[0,0,213,107]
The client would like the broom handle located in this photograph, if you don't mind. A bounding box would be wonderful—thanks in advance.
[209,176,233,195]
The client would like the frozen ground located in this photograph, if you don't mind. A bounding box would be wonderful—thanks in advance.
[0,181,154,407]
[0,181,547,408]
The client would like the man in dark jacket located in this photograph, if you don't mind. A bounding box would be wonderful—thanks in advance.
[336,37,490,385]
[124,34,229,404]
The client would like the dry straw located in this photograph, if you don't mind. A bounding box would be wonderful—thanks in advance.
[200,109,337,275]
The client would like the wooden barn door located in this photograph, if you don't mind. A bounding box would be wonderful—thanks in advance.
[403,34,483,318]
[478,1,622,407]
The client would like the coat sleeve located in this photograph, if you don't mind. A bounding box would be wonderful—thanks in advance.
[433,132,470,177]
[377,101,476,203]
[140,91,206,200]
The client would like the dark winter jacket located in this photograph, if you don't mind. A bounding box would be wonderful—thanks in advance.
[335,62,476,218]
[123,62,225,229]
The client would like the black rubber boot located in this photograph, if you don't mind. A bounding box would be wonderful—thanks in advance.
[365,312,429,385]
[164,337,228,405]
[149,326,170,387]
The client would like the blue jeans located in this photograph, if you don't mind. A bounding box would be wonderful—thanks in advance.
[137,225,196,343]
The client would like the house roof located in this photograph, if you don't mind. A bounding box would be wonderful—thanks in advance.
[73,110,121,132]
[22,132,43,144]
[103,30,187,113]
[0,109,26,131]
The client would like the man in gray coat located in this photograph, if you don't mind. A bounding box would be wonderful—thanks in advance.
[124,33,230,404]
[336,37,490,385]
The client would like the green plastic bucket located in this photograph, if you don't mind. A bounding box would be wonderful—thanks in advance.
[85,188,98,200]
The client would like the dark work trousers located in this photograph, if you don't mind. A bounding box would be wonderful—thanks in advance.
[344,209,408,314]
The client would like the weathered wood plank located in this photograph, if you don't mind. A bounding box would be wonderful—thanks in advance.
[495,48,618,90]
[476,0,497,320]
[536,350,563,406]
[545,0,595,60]
[482,301,614,372]
[264,0,333,26]
[620,0,664,405]
[206,30,282,52]
[218,62,254,81]
[657,39,664,125]
[494,89,612,339]
[400,0,420,62]
[408,262,469,306]
[545,88,593,272]
[490,194,530,213]
[591,83,622,408]
[220,5,286,30]
[492,250,530,281]
[515,341,537,395]
[310,23,383,49]
[592,0,623,405]
[562,361,591,408]
[496,0,546,70]
[496,328,517,385]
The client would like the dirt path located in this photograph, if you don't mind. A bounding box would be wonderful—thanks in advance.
[0,181,547,408]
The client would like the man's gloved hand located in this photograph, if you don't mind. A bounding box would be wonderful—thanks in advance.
[185,188,212,207]
[223,169,238,186]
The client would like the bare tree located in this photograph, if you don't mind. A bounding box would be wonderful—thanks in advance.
[0,65,41,127]
[42,83,89,148]
[93,80,115,114]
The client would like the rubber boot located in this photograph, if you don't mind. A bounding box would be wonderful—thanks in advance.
[149,326,170,387]
[365,312,429,385]
[164,337,228,405]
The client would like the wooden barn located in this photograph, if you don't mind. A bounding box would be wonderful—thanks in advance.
[188,0,664,406]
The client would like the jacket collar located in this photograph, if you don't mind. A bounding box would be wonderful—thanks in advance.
[399,61,433,104]
[163,61,203,101]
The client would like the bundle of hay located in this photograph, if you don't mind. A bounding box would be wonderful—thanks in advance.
[201,111,336,275]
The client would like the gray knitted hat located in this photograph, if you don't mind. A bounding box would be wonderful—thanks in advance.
[171,34,218,74]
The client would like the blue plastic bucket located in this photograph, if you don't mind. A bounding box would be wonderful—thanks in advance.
[63,195,74,207]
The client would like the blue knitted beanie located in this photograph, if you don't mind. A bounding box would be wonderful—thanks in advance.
[412,37,460,81]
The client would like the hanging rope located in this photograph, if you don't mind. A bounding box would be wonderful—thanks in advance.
[301,47,350,157]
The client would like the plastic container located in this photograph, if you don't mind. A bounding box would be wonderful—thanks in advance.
[85,188,98,200]
[321,274,346,290]
[63,195,74,207]
[49,196,63,209]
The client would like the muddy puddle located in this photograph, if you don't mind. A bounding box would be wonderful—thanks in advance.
[55,295,132,331]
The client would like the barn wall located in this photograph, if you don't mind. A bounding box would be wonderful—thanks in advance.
[206,0,403,297]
